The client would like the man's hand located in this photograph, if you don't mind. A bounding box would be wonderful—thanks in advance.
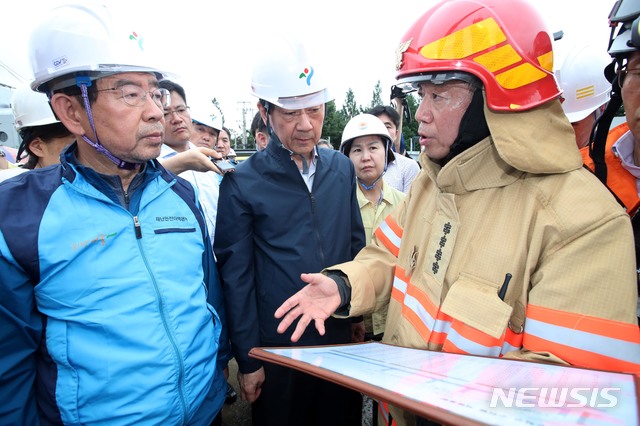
[238,367,265,403]
[160,147,222,174]
[274,273,342,342]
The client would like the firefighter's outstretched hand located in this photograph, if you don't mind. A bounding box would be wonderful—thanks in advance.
[275,273,341,342]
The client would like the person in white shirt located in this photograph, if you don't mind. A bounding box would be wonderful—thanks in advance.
[158,79,221,243]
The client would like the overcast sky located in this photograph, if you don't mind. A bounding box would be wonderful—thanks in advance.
[0,0,616,135]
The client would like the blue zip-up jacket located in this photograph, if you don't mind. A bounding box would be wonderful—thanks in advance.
[214,142,365,373]
[0,144,229,425]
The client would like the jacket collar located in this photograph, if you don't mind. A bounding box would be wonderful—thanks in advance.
[421,138,523,195]
[485,97,582,174]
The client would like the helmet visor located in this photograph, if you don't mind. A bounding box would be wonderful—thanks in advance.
[610,0,640,23]
[396,71,482,95]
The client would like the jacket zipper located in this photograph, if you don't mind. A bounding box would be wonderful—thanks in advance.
[133,214,189,424]
[133,216,142,239]
[309,192,326,265]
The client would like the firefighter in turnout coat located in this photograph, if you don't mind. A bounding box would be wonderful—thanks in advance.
[274,0,640,425]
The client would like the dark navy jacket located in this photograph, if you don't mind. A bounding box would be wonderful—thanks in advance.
[214,141,365,373]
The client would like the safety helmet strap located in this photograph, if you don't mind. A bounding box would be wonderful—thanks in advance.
[77,78,137,170]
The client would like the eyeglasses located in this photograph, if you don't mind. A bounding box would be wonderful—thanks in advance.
[617,64,640,91]
[164,106,191,119]
[95,84,171,108]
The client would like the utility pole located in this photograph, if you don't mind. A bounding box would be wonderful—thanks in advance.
[237,101,255,149]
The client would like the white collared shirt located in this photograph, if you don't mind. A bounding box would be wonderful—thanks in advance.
[612,131,640,196]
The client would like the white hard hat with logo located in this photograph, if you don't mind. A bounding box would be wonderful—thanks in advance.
[29,1,169,93]
[340,113,395,163]
[250,32,333,110]
[555,43,611,123]
[191,101,223,131]
[11,85,59,131]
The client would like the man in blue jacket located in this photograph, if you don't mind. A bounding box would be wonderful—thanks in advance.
[0,3,229,425]
[214,33,365,425]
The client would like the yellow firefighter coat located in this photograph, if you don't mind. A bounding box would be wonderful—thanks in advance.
[329,99,640,425]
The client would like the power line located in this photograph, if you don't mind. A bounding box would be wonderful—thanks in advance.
[0,60,28,87]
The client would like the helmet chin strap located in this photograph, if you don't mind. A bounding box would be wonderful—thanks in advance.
[357,140,390,204]
[264,102,310,174]
[358,176,384,206]
[77,79,137,170]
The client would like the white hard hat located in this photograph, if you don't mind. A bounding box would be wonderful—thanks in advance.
[340,114,395,163]
[28,1,169,93]
[555,43,611,123]
[11,85,59,131]
[250,32,333,109]
[191,101,223,131]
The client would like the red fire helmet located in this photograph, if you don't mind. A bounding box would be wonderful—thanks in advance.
[395,0,561,111]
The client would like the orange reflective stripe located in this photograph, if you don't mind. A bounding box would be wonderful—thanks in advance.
[378,401,397,426]
[403,302,432,343]
[430,310,451,346]
[451,319,503,348]
[444,320,504,356]
[527,304,640,344]
[525,334,640,374]
[374,215,403,257]
[391,270,408,304]
[524,304,640,374]
[501,327,524,355]
[400,269,436,343]
[391,268,528,357]
[404,272,438,319]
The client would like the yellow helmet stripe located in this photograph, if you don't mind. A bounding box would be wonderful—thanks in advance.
[576,85,596,100]
[419,17,506,60]
[473,44,522,72]
[496,63,547,89]
[537,51,554,72]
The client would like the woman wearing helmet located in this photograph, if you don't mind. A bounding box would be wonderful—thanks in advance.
[276,1,639,424]
[0,86,75,183]
[340,114,405,339]
[340,114,404,259]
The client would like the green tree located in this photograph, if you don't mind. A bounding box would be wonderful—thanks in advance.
[322,100,347,149]
[341,89,359,119]
[369,81,383,110]
[400,93,420,152]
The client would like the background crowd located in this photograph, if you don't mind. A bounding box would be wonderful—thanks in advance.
[0,0,639,425]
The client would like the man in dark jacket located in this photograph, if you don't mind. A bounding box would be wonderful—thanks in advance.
[214,33,365,426]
